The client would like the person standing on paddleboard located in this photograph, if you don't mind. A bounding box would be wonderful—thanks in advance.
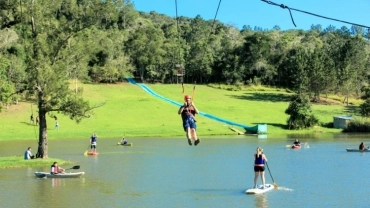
[178,95,200,146]
[90,133,98,153]
[253,147,268,189]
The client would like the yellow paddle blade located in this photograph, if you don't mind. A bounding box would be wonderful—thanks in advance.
[273,183,278,189]
[286,145,291,148]
[84,150,88,156]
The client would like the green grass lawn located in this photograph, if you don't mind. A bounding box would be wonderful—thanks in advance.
[0,156,72,168]
[1,82,355,141]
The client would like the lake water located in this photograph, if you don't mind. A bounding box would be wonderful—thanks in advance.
[1,134,370,208]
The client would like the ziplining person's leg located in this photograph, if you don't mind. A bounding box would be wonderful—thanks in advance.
[189,118,200,146]
[184,119,192,145]
[186,127,192,145]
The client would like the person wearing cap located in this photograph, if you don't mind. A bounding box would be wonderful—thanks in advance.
[178,95,200,146]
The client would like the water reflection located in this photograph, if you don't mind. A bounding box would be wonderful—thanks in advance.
[51,178,64,188]
[254,193,268,208]
[258,134,268,139]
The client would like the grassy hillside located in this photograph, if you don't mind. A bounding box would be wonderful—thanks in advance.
[0,82,356,141]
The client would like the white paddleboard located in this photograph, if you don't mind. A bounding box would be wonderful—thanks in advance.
[245,184,274,194]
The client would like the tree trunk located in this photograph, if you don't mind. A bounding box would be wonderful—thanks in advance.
[36,93,48,158]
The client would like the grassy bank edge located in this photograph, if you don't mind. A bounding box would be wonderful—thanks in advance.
[0,156,74,169]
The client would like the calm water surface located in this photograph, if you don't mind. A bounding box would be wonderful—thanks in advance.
[1,134,370,208]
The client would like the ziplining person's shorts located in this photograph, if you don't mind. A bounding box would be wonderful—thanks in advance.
[183,115,196,131]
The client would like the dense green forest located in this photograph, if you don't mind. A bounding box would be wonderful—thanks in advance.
[1,0,370,105]
[0,0,370,157]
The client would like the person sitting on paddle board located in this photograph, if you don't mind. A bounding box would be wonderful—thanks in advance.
[359,142,366,150]
[253,147,268,189]
[120,137,128,145]
[50,162,65,174]
[178,95,200,146]
[293,139,301,148]
[90,133,97,153]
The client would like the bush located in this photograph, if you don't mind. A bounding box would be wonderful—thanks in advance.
[343,118,370,132]
[285,94,319,129]
[360,98,370,117]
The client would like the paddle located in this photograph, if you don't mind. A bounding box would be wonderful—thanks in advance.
[65,165,80,170]
[265,162,278,189]
[83,144,90,156]
[36,173,47,178]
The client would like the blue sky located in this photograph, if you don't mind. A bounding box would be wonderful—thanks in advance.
[133,0,369,31]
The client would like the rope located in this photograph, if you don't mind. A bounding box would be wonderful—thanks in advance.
[174,0,223,84]
[175,0,181,62]
[174,0,182,68]
[205,0,222,44]
[261,0,370,29]
[196,0,223,83]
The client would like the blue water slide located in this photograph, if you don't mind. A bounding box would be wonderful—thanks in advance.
[126,78,267,134]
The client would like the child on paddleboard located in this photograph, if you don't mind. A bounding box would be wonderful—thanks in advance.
[90,133,97,152]
[120,136,128,145]
[293,139,301,147]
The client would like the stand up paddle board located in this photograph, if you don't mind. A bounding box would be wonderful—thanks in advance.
[117,142,133,146]
[245,184,274,194]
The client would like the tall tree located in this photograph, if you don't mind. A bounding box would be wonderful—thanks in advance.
[125,26,166,82]
[338,36,368,104]
[307,48,335,101]
[280,48,310,94]
[0,55,10,112]
[19,0,110,158]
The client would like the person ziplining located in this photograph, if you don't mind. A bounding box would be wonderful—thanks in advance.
[178,94,200,146]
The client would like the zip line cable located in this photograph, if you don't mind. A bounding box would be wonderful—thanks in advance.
[174,0,222,85]
[174,0,182,75]
[205,0,222,44]
[197,0,222,83]
[199,0,222,56]
[261,0,370,29]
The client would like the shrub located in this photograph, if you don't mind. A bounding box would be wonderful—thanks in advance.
[285,94,319,129]
[343,118,370,132]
